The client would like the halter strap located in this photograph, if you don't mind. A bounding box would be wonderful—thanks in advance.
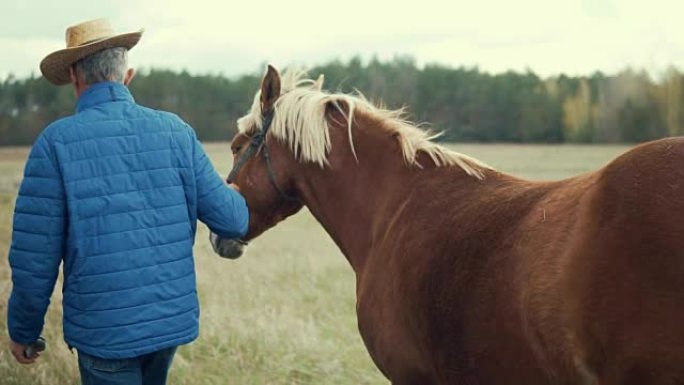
[227,109,298,202]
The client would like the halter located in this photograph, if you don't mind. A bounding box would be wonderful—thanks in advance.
[227,109,298,202]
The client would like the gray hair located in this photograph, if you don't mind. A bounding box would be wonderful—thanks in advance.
[74,47,128,85]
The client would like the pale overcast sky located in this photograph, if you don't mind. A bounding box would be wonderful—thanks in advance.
[1,0,683,79]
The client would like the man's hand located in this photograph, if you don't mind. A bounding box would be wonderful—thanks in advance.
[10,341,38,364]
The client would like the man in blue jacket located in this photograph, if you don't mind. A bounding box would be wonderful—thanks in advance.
[7,19,248,385]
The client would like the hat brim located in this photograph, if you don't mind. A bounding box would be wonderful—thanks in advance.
[40,30,143,86]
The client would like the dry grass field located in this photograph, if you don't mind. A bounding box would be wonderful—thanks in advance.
[0,143,628,385]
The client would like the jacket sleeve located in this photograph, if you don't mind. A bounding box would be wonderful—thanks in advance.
[7,135,66,344]
[192,132,249,239]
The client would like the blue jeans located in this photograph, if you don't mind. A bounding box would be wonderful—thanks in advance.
[77,346,177,385]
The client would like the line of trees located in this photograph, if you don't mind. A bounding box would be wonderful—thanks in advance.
[1,57,682,146]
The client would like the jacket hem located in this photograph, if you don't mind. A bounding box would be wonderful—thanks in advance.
[65,329,198,359]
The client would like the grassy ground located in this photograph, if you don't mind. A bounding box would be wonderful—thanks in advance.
[0,143,629,385]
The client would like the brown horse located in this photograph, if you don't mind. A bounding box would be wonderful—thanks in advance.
[212,65,684,385]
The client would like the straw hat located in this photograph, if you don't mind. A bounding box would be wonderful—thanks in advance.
[40,19,143,85]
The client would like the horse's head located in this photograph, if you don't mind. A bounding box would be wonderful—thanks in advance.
[210,65,308,258]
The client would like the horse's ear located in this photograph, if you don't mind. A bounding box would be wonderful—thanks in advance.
[314,74,324,91]
[260,64,281,113]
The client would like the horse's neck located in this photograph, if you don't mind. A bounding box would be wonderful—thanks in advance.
[295,163,407,273]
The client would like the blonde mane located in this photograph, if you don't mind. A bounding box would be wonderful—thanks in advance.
[237,69,491,179]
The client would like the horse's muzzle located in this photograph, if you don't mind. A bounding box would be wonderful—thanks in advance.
[209,232,247,259]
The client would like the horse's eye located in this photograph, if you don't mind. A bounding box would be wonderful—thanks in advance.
[231,145,242,155]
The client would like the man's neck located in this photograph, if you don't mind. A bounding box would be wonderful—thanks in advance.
[73,80,90,98]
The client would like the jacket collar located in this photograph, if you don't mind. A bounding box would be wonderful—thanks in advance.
[76,81,135,113]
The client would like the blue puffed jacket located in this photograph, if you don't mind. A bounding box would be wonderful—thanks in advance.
[7,81,248,358]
